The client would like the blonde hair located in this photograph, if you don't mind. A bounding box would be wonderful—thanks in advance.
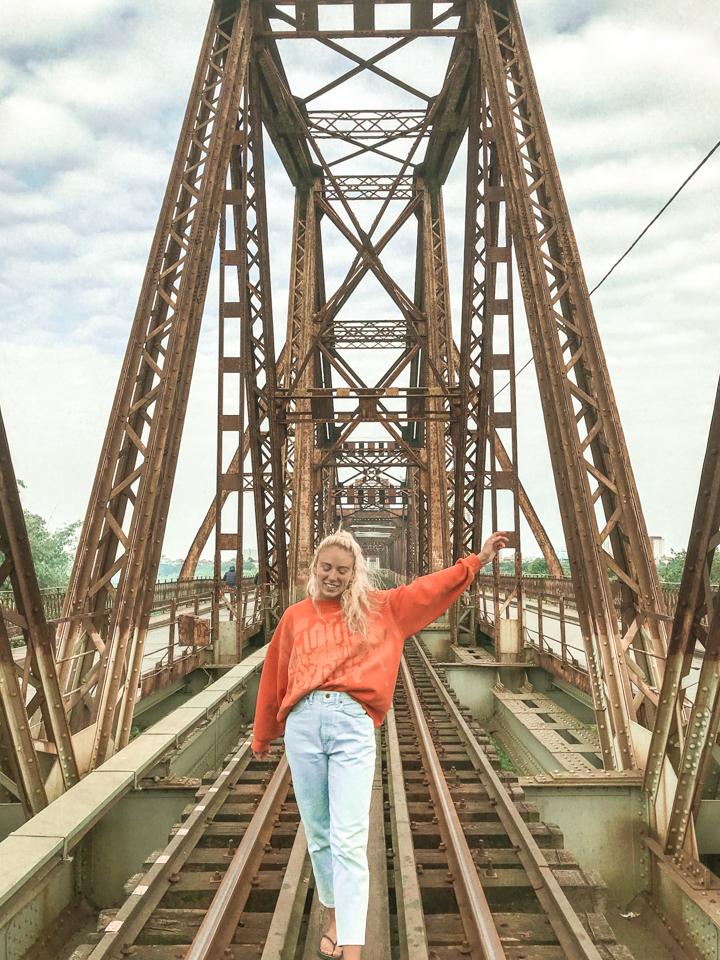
[307,530,376,635]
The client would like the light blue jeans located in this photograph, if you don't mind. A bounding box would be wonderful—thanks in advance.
[284,689,376,946]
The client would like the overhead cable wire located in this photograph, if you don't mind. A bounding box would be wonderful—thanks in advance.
[589,137,720,295]
[494,137,720,398]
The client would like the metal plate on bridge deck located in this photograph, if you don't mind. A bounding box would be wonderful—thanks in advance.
[196,651,266,692]
[145,707,209,739]
[158,688,233,713]
[11,771,132,844]
[98,733,180,777]
[0,835,64,908]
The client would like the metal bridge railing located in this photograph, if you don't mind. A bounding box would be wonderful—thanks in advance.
[136,580,264,682]
[0,578,255,623]
[475,573,689,675]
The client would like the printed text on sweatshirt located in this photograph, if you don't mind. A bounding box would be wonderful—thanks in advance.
[251,555,482,752]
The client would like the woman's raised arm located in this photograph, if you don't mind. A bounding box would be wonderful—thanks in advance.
[383,532,508,638]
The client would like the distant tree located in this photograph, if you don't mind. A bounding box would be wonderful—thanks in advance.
[523,557,549,577]
[656,548,720,585]
[0,512,81,590]
[656,549,686,584]
[157,557,185,581]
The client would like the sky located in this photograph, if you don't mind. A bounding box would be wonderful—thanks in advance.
[0,0,719,563]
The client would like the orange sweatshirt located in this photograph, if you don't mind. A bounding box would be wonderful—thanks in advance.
[251,554,483,752]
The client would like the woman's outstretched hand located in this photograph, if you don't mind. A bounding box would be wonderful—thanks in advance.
[477,531,509,567]
[252,748,270,762]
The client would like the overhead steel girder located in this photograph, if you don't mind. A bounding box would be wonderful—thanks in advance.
[419,34,474,187]
[56,0,255,768]
[254,31,319,187]
[0,407,78,811]
[477,0,668,769]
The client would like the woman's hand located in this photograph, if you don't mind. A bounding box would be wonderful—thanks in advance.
[477,531,509,567]
[252,748,270,762]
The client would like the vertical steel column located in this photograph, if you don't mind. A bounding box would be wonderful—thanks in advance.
[417,180,453,573]
[406,469,420,581]
[242,66,289,629]
[216,167,246,656]
[484,133,523,646]
[455,58,488,570]
[285,183,321,599]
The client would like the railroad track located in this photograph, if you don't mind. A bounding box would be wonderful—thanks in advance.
[392,640,632,960]
[67,639,634,960]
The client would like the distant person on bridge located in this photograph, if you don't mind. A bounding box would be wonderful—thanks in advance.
[251,529,508,960]
[222,564,237,589]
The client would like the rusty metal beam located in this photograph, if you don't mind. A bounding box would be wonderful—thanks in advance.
[54,0,255,768]
[476,0,668,768]
[254,32,319,188]
[416,180,453,573]
[644,374,720,849]
[420,35,473,187]
[286,182,324,598]
[0,406,78,805]
[241,66,289,626]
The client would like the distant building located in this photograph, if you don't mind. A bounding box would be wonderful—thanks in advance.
[246,547,259,562]
[649,536,665,560]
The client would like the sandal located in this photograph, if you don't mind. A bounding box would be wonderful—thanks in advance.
[318,934,343,959]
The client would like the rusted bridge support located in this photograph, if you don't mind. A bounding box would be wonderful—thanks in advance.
[286,182,324,600]
[416,181,453,573]
[643,374,720,853]
[237,69,289,631]
[477,0,667,768]
[0,410,54,813]
[53,1,255,766]
[15,0,674,786]
[0,412,80,811]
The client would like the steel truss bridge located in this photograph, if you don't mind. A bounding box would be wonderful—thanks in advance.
[1,1,720,958]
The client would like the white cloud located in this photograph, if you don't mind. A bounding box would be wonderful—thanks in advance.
[0,95,94,163]
[0,0,121,47]
[0,0,718,562]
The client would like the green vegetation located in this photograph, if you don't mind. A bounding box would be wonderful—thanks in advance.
[0,511,81,590]
[492,557,572,578]
[156,555,259,582]
[485,732,519,773]
[656,549,720,585]
[522,556,571,577]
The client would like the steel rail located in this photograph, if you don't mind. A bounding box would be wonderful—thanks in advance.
[399,656,506,960]
[260,821,312,960]
[88,737,258,959]
[186,753,292,959]
[385,704,430,960]
[410,639,603,960]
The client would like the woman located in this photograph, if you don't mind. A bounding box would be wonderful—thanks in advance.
[251,530,508,960]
